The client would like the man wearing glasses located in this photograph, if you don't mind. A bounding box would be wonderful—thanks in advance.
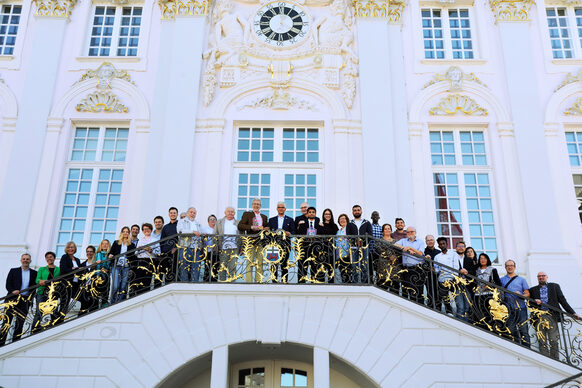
[500,260,530,347]
[529,272,580,359]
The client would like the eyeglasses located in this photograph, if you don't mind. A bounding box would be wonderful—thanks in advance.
[505,264,515,267]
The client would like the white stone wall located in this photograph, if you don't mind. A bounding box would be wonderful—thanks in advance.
[0,284,576,387]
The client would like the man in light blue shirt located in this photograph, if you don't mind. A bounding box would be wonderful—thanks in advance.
[395,227,426,303]
[500,259,530,347]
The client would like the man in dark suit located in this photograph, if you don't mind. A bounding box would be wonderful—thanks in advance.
[529,272,580,359]
[238,198,269,283]
[296,206,324,283]
[294,201,320,231]
[1,253,38,345]
[268,202,296,283]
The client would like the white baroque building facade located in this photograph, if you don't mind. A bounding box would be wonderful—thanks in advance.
[0,0,581,386]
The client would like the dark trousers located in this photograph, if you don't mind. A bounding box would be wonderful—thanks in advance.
[0,295,32,345]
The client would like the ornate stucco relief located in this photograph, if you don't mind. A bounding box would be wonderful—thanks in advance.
[353,0,406,22]
[429,94,488,116]
[33,0,77,17]
[555,68,582,91]
[202,0,359,110]
[424,66,486,92]
[564,97,582,115]
[158,0,209,20]
[75,63,131,113]
[76,91,129,113]
[489,0,534,22]
[238,88,317,111]
[78,62,133,89]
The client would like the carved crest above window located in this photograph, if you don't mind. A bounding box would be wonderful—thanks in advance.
[424,66,486,92]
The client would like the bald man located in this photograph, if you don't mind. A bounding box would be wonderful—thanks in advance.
[529,272,580,359]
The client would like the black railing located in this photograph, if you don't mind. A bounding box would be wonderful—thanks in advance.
[0,231,580,370]
[546,371,582,388]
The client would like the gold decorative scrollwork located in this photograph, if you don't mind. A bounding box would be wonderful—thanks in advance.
[429,94,488,116]
[489,0,534,22]
[78,62,132,89]
[158,0,209,20]
[33,0,77,17]
[76,90,129,113]
[423,66,486,92]
[353,0,406,22]
[565,97,582,115]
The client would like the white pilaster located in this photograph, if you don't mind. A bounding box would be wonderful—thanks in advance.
[210,345,228,388]
[409,122,429,233]
[191,119,226,221]
[357,18,398,218]
[313,347,330,388]
[387,22,414,223]
[496,21,565,254]
[0,15,69,261]
[146,14,206,215]
[332,120,364,208]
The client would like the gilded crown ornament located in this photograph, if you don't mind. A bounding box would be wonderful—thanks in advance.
[33,0,77,18]
[158,0,209,20]
[489,0,534,22]
[353,0,406,22]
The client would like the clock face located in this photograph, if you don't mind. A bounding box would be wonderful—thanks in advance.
[253,2,310,47]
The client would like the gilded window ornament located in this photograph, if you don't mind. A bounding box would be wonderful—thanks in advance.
[489,0,534,22]
[429,94,489,115]
[158,0,209,20]
[238,88,317,111]
[564,97,582,115]
[423,66,486,92]
[555,68,582,91]
[78,62,132,90]
[76,90,129,113]
[33,0,77,18]
[353,0,406,22]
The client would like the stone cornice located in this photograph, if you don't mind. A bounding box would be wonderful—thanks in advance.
[489,0,534,22]
[33,0,77,18]
[353,0,406,23]
[158,0,209,20]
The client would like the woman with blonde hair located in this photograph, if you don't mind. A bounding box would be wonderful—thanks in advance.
[109,227,136,304]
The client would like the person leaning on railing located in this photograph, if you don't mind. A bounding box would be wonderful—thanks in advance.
[394,226,426,303]
[335,214,350,283]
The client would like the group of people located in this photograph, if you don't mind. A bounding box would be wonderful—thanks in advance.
[1,199,579,360]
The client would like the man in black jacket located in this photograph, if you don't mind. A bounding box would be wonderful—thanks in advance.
[346,205,373,283]
[160,207,179,283]
[529,272,580,359]
[296,206,324,283]
[1,253,37,345]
